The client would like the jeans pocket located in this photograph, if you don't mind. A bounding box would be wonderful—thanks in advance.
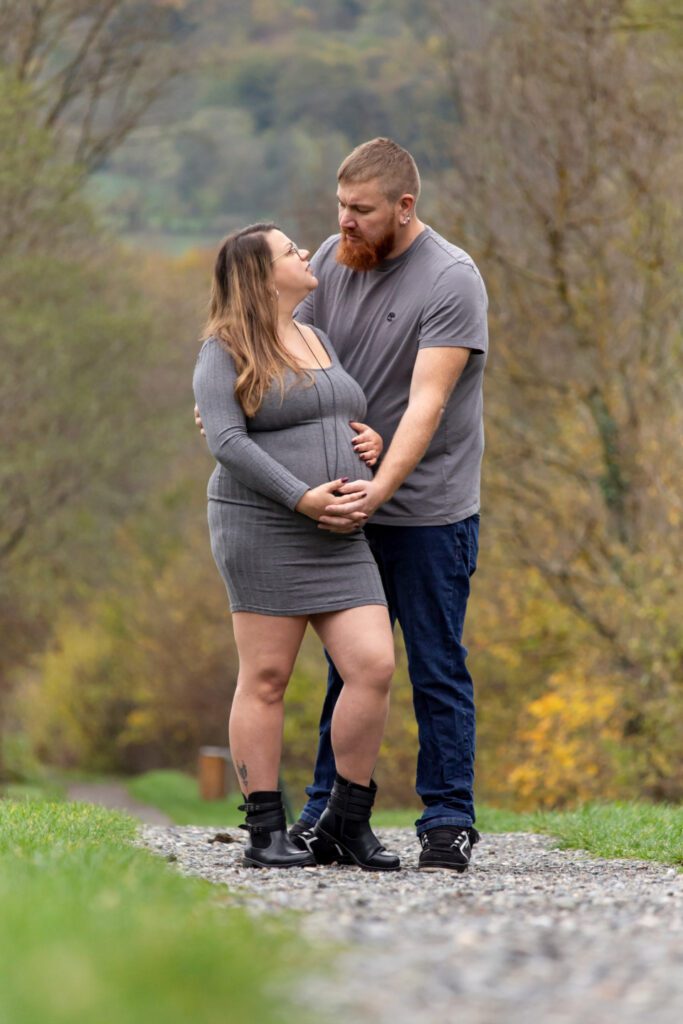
[463,515,479,578]
[471,520,481,577]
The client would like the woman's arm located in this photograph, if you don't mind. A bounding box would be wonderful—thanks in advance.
[193,339,310,510]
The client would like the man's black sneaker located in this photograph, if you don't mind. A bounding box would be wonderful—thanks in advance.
[418,826,480,872]
[288,819,353,866]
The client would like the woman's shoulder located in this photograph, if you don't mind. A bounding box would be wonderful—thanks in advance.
[195,335,237,377]
[197,334,234,361]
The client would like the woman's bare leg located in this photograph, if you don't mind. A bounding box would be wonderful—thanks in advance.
[229,612,308,794]
[311,605,394,785]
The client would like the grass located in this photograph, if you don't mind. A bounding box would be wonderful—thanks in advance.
[3,778,66,802]
[532,802,683,866]
[0,798,316,1024]
[127,770,245,826]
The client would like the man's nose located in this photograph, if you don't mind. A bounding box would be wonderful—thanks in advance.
[298,247,310,260]
[339,208,356,230]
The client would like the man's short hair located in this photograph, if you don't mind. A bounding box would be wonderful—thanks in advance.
[337,137,421,203]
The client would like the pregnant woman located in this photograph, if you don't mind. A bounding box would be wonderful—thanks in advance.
[193,223,399,871]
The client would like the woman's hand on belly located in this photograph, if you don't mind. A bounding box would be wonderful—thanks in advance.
[295,478,369,527]
[350,421,383,468]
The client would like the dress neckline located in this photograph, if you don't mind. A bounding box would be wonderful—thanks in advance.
[290,323,333,371]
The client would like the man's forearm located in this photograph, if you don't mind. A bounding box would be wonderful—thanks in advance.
[319,347,469,531]
[373,398,444,503]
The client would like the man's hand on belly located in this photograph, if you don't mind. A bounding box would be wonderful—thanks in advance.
[297,478,370,527]
[317,479,388,533]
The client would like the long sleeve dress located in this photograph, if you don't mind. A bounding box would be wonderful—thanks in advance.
[192,329,387,615]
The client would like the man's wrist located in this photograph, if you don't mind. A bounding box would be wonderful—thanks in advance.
[370,475,394,510]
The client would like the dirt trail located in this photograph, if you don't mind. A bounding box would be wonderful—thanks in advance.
[67,781,172,825]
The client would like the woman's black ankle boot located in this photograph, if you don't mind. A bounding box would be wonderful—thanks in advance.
[313,774,400,872]
[239,791,315,868]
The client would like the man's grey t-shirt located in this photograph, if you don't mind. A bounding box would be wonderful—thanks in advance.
[296,226,488,526]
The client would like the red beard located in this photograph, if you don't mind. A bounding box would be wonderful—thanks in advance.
[336,228,395,271]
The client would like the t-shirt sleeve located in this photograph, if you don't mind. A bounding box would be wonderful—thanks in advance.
[418,262,488,353]
[192,339,310,510]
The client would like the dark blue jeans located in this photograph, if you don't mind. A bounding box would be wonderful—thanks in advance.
[300,515,479,834]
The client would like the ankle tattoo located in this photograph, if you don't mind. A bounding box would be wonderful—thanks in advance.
[236,760,248,789]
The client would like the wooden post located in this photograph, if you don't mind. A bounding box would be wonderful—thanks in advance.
[198,746,230,800]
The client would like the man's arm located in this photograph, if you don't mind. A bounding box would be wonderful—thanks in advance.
[318,345,470,531]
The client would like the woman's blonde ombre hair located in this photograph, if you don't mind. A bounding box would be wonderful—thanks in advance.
[202,223,309,416]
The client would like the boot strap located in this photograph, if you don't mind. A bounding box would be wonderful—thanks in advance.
[238,799,282,815]
[239,807,287,833]
[329,786,376,821]
[239,822,283,836]
[328,803,372,823]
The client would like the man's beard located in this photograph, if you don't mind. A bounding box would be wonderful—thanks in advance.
[336,227,395,271]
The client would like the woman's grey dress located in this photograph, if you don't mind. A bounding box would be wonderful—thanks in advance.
[192,330,387,615]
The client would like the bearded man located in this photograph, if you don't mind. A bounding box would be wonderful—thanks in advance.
[289,137,489,872]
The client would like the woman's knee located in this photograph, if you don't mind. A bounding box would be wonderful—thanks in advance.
[349,648,395,694]
[237,663,290,704]
[375,652,395,691]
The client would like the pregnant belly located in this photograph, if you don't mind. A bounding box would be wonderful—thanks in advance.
[254,421,373,488]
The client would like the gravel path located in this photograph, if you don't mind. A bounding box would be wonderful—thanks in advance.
[140,825,683,1024]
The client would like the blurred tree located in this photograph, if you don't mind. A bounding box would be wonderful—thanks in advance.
[0,0,198,171]
[0,73,202,776]
[432,0,683,799]
[83,0,457,237]
[16,489,238,772]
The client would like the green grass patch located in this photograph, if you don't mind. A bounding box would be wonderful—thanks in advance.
[372,804,538,831]
[531,801,683,866]
[371,807,419,827]
[0,798,316,1024]
[2,778,66,802]
[127,770,245,826]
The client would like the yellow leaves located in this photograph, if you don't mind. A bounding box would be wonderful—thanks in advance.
[119,709,156,747]
[508,668,623,809]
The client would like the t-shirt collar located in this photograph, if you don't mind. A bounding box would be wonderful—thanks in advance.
[374,226,431,273]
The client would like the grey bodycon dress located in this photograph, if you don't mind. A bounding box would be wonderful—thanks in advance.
[192,330,387,615]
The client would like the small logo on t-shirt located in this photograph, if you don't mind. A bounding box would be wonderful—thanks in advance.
[386,311,396,322]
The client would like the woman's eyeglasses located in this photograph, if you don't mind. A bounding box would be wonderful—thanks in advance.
[271,243,303,263]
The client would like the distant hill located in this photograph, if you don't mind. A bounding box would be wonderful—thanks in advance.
[88,0,460,251]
